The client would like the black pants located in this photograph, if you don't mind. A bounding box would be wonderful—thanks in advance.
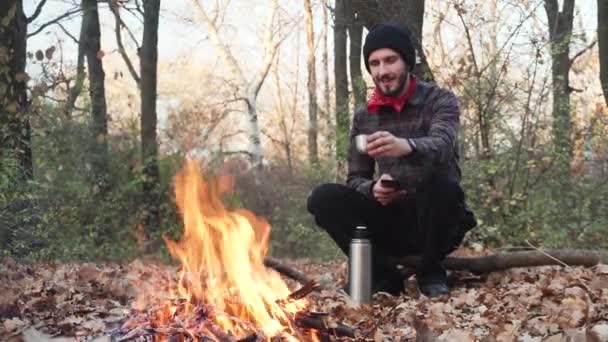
[306,173,476,284]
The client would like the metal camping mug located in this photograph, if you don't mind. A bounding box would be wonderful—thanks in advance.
[355,134,368,154]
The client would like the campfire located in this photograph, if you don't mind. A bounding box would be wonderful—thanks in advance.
[111,160,357,341]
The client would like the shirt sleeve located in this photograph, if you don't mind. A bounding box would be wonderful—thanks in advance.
[409,89,460,164]
[346,109,376,197]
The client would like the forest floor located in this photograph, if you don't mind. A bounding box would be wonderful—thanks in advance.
[1,251,607,341]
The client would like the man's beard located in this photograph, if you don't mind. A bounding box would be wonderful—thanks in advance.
[375,71,408,97]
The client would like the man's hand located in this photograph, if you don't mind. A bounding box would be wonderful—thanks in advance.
[367,131,413,158]
[373,174,406,206]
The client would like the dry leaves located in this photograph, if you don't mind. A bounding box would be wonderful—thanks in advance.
[1,258,607,341]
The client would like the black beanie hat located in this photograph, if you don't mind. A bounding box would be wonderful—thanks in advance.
[363,22,416,72]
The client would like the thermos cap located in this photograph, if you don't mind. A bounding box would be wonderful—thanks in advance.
[353,226,369,239]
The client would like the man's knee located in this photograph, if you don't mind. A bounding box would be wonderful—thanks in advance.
[419,173,464,205]
[306,183,342,215]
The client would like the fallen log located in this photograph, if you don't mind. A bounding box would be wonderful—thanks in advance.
[390,249,608,275]
[263,257,311,285]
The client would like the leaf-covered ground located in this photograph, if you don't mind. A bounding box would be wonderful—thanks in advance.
[1,255,607,341]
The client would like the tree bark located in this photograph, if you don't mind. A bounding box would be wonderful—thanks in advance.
[303,0,318,165]
[599,0,608,107]
[0,0,32,181]
[544,0,575,177]
[334,0,350,166]
[347,5,366,109]
[82,0,109,184]
[321,0,331,155]
[140,0,161,240]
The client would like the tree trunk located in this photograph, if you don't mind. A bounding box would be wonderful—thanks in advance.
[64,17,86,118]
[321,0,331,156]
[334,0,350,166]
[303,0,318,165]
[599,0,608,107]
[245,93,264,171]
[353,0,433,82]
[544,0,575,177]
[140,0,161,241]
[0,0,32,181]
[82,0,109,184]
[347,7,366,109]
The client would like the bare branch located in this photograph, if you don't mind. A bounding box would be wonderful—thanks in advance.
[109,0,141,85]
[27,8,82,37]
[192,0,247,86]
[249,0,290,99]
[27,0,48,23]
[569,40,597,69]
[56,22,79,44]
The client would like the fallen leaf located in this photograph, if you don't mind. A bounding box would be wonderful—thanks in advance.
[3,317,25,332]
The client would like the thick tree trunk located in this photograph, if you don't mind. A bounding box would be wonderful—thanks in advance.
[303,0,318,165]
[140,0,161,240]
[334,0,350,166]
[544,0,575,177]
[353,0,433,82]
[599,0,608,107]
[0,0,32,181]
[347,12,366,109]
[82,0,109,183]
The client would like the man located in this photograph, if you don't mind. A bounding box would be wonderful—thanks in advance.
[307,22,476,298]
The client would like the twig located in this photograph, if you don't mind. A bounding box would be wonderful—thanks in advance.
[27,8,82,37]
[285,279,321,301]
[360,301,401,340]
[524,240,570,268]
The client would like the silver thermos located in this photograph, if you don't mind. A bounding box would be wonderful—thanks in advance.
[348,226,372,305]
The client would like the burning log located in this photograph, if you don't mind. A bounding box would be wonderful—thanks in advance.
[263,257,312,285]
[294,312,359,338]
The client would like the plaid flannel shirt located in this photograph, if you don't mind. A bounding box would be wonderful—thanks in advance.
[346,80,462,197]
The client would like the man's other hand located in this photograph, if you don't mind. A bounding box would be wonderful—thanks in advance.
[373,174,406,206]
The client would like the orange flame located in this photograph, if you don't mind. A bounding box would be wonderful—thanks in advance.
[163,159,306,339]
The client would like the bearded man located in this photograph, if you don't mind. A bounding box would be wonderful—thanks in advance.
[307,22,477,298]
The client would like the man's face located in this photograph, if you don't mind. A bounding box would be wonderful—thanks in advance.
[368,48,409,97]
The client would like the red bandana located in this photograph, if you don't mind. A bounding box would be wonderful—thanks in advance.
[367,75,417,114]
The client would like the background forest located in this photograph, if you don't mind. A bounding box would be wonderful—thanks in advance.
[1,0,607,262]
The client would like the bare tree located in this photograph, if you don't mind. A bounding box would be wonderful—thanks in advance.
[1,0,32,180]
[193,0,287,172]
[303,0,318,165]
[140,0,162,239]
